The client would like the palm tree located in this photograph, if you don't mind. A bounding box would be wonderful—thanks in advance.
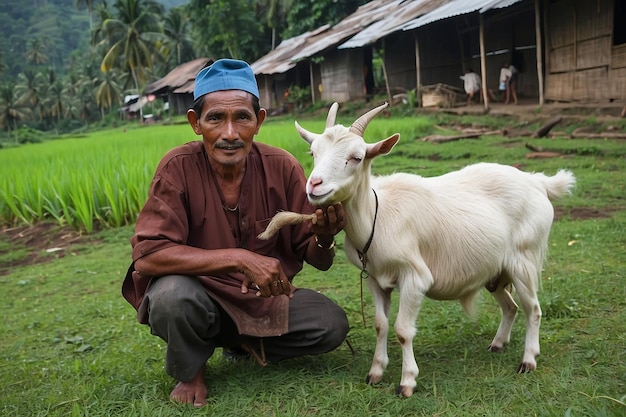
[162,6,194,67]
[261,0,293,49]
[75,0,100,30]
[95,69,122,119]
[26,37,49,66]
[96,0,164,115]
[15,70,45,120]
[91,1,113,47]
[46,80,65,126]
[0,84,33,141]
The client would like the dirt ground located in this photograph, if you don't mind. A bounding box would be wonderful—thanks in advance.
[0,223,101,276]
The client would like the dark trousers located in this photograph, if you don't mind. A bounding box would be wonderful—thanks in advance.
[143,275,349,381]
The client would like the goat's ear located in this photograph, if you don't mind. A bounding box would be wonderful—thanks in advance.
[365,134,400,159]
[295,121,318,145]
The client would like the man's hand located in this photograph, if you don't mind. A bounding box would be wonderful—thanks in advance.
[311,203,346,244]
[240,253,293,298]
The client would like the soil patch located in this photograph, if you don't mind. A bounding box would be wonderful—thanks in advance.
[554,206,619,221]
[0,223,101,276]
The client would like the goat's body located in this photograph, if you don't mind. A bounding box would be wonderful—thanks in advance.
[295,102,576,397]
[341,163,573,396]
[346,163,562,302]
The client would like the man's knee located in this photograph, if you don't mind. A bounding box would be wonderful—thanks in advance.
[324,302,349,348]
[146,275,219,333]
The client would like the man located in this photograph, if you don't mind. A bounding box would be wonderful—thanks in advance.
[460,68,481,105]
[499,63,513,104]
[122,59,349,407]
[506,63,519,105]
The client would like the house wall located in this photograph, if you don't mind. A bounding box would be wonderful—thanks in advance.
[416,19,463,88]
[384,31,417,93]
[545,0,623,102]
[320,48,365,103]
[257,74,274,109]
[168,92,194,115]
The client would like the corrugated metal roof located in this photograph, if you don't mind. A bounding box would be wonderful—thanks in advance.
[145,57,212,94]
[251,26,330,75]
[338,0,449,49]
[480,0,525,12]
[290,0,404,62]
[402,0,524,30]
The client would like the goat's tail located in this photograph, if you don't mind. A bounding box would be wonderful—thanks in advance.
[540,169,576,201]
[257,211,317,240]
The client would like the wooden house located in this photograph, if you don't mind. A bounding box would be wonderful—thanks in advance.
[144,57,212,115]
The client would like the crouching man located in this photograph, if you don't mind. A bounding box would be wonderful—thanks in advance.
[122,59,349,407]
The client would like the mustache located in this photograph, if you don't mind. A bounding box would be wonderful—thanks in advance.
[215,141,245,150]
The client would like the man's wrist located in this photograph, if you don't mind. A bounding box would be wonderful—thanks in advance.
[315,235,335,250]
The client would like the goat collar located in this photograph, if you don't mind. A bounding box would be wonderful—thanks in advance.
[357,188,378,280]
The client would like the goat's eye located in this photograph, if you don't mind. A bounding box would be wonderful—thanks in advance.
[352,156,363,163]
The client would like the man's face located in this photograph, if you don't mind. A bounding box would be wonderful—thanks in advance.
[187,90,266,168]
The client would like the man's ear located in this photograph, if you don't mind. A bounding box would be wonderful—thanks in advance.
[187,109,201,135]
[255,108,267,134]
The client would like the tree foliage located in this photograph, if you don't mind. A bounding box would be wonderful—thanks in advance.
[282,0,365,39]
[0,0,369,136]
[188,0,268,61]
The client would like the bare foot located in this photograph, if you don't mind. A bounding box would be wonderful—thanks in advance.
[170,365,207,407]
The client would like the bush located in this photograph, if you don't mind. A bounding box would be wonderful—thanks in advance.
[15,126,44,144]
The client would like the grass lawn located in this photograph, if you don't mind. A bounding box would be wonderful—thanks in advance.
[1,111,625,416]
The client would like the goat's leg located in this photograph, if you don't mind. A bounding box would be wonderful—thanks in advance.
[365,282,392,385]
[393,279,425,398]
[510,261,542,372]
[488,278,518,352]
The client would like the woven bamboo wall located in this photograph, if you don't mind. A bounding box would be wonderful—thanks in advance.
[545,0,623,101]
[320,49,364,103]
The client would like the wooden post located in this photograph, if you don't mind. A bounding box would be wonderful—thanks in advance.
[382,38,393,106]
[479,14,490,111]
[414,31,422,107]
[535,0,544,105]
[543,0,551,100]
[309,61,315,105]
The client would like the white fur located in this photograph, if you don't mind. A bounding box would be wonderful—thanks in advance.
[296,102,576,397]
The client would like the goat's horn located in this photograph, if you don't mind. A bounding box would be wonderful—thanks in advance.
[326,102,339,128]
[349,102,389,136]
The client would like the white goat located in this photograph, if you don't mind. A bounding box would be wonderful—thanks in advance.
[282,102,575,397]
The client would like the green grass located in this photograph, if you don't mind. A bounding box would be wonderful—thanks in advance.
[1,113,625,416]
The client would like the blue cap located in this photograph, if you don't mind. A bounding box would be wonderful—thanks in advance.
[193,59,259,100]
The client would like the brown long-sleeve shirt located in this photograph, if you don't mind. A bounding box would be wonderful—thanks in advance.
[122,140,315,337]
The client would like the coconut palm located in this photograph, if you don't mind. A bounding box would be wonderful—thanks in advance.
[0,84,33,140]
[75,0,100,30]
[46,80,66,126]
[96,0,164,108]
[262,0,293,49]
[26,37,49,66]
[95,69,122,119]
[91,1,114,48]
[15,70,46,122]
[162,6,195,67]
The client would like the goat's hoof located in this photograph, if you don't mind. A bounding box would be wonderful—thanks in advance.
[365,374,382,385]
[395,385,415,397]
[517,362,536,373]
[487,343,504,352]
